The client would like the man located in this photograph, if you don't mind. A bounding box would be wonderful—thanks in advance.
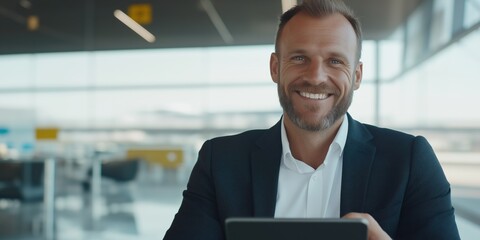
[164,0,460,239]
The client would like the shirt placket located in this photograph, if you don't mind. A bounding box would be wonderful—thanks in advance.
[306,167,324,217]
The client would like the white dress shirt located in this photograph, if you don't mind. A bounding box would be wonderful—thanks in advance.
[274,115,348,218]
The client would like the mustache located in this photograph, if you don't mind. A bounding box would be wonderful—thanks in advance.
[289,82,340,95]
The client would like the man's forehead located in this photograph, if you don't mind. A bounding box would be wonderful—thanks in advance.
[283,12,353,35]
[278,12,358,56]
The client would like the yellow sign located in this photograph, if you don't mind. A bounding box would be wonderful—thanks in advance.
[35,128,59,140]
[127,148,183,169]
[128,4,152,25]
[27,15,39,31]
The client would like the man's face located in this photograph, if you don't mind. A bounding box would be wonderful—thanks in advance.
[270,12,363,131]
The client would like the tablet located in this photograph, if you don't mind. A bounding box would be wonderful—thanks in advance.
[225,217,368,240]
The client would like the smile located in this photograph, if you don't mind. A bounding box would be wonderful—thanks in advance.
[299,92,330,100]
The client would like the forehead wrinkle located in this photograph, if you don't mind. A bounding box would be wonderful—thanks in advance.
[283,49,307,56]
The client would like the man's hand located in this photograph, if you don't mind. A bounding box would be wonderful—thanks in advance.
[343,212,392,240]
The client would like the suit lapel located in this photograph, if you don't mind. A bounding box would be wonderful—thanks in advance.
[340,115,376,216]
[251,120,283,217]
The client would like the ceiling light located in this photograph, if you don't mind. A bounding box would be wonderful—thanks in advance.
[19,0,32,9]
[114,9,156,43]
[27,15,39,31]
[199,0,234,44]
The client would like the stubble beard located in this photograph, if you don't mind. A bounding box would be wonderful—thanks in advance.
[278,79,354,132]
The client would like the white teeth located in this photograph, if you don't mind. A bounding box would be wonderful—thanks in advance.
[300,92,329,100]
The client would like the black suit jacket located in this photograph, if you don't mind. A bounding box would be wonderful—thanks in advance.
[164,115,460,239]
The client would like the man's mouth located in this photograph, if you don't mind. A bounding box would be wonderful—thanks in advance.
[299,91,331,100]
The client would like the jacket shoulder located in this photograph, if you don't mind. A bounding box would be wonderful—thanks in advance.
[363,123,416,141]
[211,129,267,144]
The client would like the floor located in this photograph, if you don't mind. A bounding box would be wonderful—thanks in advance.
[0,162,479,240]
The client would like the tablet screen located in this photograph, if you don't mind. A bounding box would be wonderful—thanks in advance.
[225,218,368,240]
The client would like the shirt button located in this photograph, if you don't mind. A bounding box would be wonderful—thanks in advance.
[312,175,317,181]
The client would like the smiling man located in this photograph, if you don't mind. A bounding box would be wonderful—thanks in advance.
[164,1,460,239]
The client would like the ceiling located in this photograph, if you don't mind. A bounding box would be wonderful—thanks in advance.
[0,0,423,55]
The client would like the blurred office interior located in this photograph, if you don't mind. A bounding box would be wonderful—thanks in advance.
[0,0,479,239]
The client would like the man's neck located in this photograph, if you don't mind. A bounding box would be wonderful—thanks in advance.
[284,115,344,169]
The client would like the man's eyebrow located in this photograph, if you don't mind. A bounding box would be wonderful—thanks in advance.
[328,51,349,60]
[328,51,352,64]
[284,49,307,56]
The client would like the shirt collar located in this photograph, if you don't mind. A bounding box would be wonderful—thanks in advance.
[280,114,349,172]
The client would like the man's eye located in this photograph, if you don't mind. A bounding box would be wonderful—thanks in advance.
[291,56,305,62]
[330,59,342,64]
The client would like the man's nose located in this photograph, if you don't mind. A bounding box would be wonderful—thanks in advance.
[305,59,328,84]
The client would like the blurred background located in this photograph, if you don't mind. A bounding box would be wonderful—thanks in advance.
[0,0,479,239]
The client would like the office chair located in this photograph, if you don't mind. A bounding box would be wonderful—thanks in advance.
[81,158,141,192]
[81,158,142,219]
[0,160,45,236]
[0,160,44,202]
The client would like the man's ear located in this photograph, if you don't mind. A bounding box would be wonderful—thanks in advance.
[353,61,363,90]
[270,53,279,83]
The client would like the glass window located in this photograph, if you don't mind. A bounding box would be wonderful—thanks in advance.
[379,27,404,80]
[464,0,480,29]
[405,2,429,68]
[33,92,92,126]
[0,54,34,88]
[380,29,480,128]
[430,0,455,51]
[94,48,206,86]
[206,45,273,84]
[360,41,377,82]
[34,52,91,87]
[349,84,376,124]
